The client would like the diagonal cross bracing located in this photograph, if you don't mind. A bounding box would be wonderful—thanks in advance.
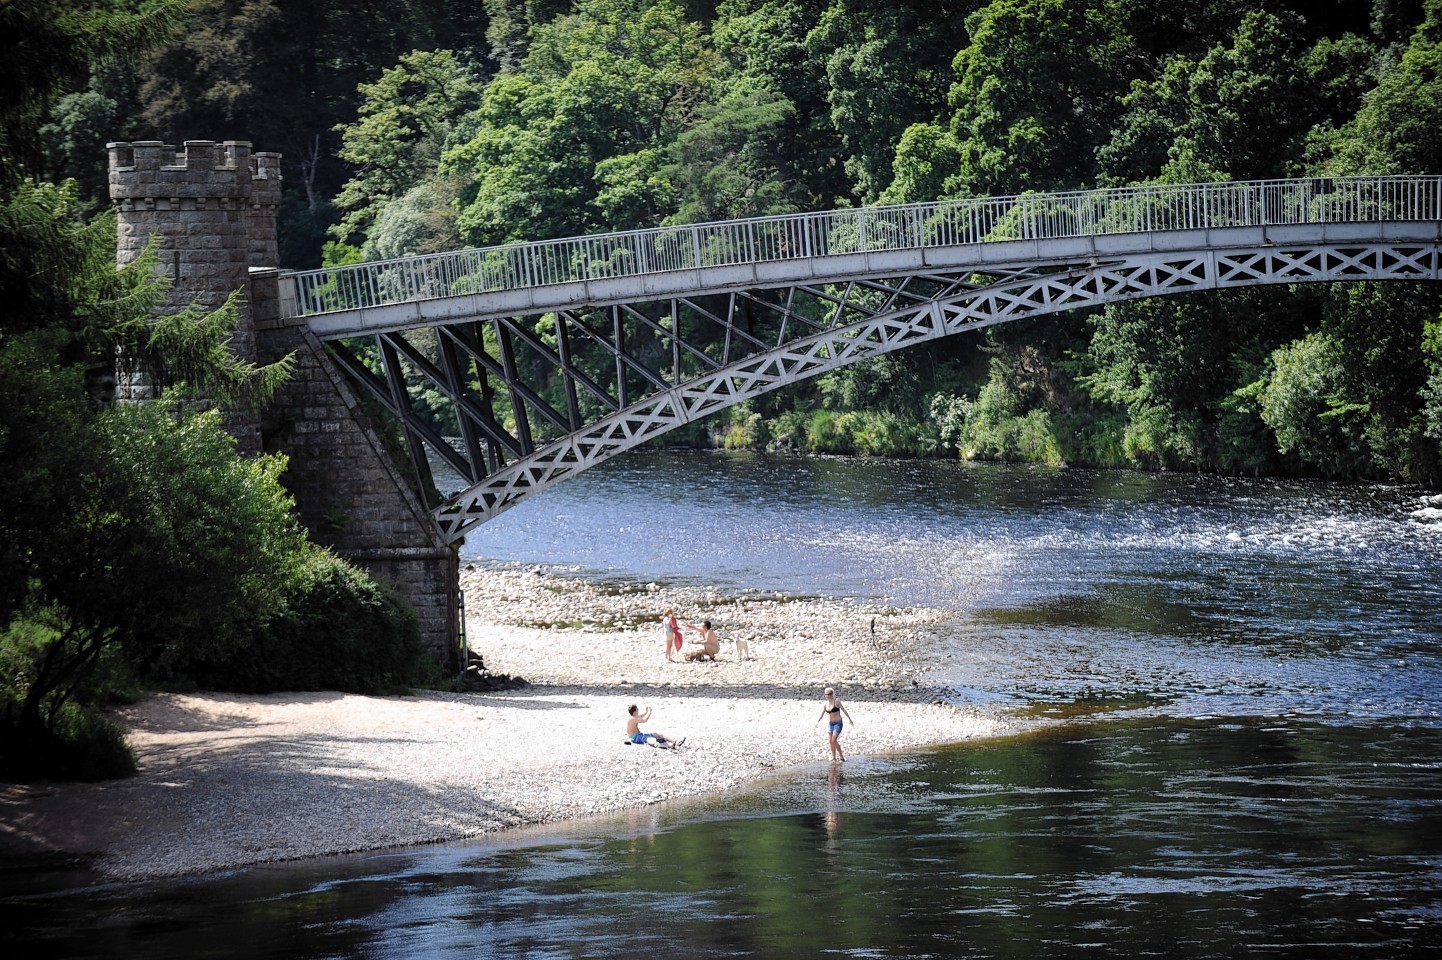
[293,176,1442,542]
[413,238,1440,539]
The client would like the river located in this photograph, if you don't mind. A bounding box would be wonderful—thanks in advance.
[6,453,1441,958]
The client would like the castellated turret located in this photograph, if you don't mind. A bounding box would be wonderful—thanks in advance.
[106,139,460,667]
[106,140,283,447]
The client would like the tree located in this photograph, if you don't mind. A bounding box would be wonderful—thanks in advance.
[1255,331,1369,474]
[944,0,1138,197]
[447,0,717,244]
[363,179,467,260]
[1423,315,1442,449]
[1310,0,1442,481]
[330,49,483,252]
[16,402,307,726]
[806,0,977,201]
[882,121,964,205]
[1322,0,1442,175]
[711,0,851,209]
[484,0,574,71]
[0,166,303,768]
[445,70,595,243]
[1318,282,1439,483]
[36,60,144,208]
[131,0,492,267]
[1102,9,1371,184]
[1080,290,1307,471]
[0,0,182,623]
[1,0,432,780]
[0,0,182,181]
[660,74,799,222]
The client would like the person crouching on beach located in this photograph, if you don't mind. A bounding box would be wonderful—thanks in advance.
[814,687,854,762]
[627,704,682,748]
[683,619,721,661]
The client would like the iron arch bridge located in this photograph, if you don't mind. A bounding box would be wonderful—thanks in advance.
[281,176,1442,542]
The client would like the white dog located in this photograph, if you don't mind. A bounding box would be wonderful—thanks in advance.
[732,635,752,660]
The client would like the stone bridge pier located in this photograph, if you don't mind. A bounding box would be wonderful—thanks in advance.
[108,140,459,668]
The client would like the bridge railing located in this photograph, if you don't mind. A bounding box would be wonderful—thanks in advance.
[287,176,1442,317]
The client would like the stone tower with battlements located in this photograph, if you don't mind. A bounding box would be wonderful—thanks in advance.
[108,140,459,669]
[107,139,282,449]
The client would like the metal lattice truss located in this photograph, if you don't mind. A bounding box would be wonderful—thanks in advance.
[322,239,1440,542]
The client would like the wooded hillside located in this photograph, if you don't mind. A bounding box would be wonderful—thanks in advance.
[38,0,1442,485]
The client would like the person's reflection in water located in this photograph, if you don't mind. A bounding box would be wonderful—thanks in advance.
[824,763,844,848]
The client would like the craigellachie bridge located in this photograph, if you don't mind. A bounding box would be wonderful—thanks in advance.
[106,141,1442,663]
[284,176,1442,541]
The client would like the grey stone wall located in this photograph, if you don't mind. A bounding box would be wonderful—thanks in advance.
[250,270,459,666]
[109,141,459,669]
[107,139,281,449]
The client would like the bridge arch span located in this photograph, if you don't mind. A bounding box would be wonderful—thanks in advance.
[281,176,1442,543]
[427,233,1439,539]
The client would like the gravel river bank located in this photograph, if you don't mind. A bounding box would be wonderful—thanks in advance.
[0,564,1007,882]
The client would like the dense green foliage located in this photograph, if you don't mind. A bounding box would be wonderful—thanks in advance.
[27,0,492,257]
[291,0,1442,487]
[7,0,1442,778]
[28,0,1442,488]
[164,548,425,696]
[1,1,436,782]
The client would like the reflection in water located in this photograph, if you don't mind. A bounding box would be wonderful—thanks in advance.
[6,719,1438,958]
[6,457,1440,958]
[823,763,843,849]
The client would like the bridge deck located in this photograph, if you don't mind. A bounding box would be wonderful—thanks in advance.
[274,176,1442,541]
[284,176,1442,337]
[297,220,1442,340]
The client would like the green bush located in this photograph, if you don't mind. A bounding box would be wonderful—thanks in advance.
[961,402,1066,466]
[767,409,812,451]
[1058,411,1130,467]
[1120,404,1174,468]
[177,547,431,695]
[1014,408,1063,465]
[720,409,769,449]
[1,548,431,781]
[0,693,137,782]
[805,410,850,453]
[844,410,923,456]
[925,393,974,454]
[1257,332,1370,476]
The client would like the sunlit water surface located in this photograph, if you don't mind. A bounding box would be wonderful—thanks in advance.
[5,454,1440,958]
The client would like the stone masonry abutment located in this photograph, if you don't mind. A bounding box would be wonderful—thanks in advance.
[108,140,459,668]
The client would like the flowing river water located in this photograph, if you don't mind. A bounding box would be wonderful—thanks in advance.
[6,453,1441,958]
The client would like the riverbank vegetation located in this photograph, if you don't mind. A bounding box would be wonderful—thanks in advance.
[328,0,1442,487]
[21,0,1442,489]
[6,0,1442,778]
[1,2,433,782]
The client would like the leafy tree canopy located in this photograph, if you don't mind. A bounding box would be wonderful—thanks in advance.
[0,0,182,182]
[330,49,483,254]
[805,0,978,201]
[447,0,717,244]
[1321,0,1442,174]
[944,0,1138,196]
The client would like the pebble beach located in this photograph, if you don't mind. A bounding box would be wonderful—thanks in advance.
[0,564,1010,883]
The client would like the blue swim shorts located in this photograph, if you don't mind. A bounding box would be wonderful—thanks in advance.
[828,721,843,735]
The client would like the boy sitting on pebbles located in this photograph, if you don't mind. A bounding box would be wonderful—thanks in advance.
[627,704,683,748]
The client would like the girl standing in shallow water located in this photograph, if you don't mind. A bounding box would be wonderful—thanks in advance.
[815,686,854,762]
